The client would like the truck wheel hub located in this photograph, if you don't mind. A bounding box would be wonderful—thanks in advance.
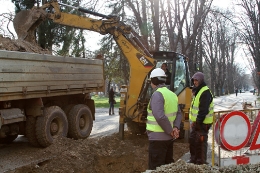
[50,121,58,134]
[79,117,85,128]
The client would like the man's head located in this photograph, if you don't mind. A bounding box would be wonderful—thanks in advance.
[191,72,204,87]
[150,68,166,88]
[161,63,167,72]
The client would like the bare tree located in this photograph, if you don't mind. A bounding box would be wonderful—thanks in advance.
[246,50,259,93]
[202,8,238,96]
[149,0,160,51]
[0,13,16,38]
[238,0,260,91]
[125,0,150,49]
[153,0,212,74]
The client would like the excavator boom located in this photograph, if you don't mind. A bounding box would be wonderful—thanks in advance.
[14,2,123,41]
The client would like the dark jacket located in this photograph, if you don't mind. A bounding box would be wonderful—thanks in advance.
[192,82,213,124]
[165,69,171,85]
[109,89,115,103]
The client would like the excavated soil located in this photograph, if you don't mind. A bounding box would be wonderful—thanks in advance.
[0,35,51,54]
[10,132,189,173]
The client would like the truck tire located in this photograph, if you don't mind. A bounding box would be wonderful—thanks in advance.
[36,106,68,147]
[126,121,146,135]
[63,104,76,116]
[0,134,18,144]
[67,104,93,139]
[63,104,76,138]
[25,116,40,147]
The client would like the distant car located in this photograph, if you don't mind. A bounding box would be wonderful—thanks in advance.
[250,89,255,93]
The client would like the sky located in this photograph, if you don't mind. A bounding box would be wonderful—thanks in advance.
[0,0,15,12]
[0,0,16,37]
[212,0,232,8]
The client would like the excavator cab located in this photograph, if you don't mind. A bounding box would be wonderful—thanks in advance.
[145,52,190,98]
[153,51,191,95]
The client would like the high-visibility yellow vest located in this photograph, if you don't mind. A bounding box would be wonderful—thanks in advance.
[146,87,178,132]
[189,86,213,124]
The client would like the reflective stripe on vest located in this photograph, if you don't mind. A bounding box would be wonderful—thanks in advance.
[189,86,213,124]
[146,87,178,132]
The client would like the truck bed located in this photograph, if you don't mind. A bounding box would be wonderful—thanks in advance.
[0,50,104,101]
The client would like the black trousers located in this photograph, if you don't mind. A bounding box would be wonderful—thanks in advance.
[148,139,174,170]
[189,123,211,164]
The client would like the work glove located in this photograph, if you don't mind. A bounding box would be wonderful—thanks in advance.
[194,121,203,131]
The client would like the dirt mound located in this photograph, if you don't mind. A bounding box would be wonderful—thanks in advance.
[0,35,51,54]
[11,132,189,173]
[150,159,260,173]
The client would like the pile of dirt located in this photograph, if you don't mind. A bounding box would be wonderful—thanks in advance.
[12,132,189,173]
[150,159,260,173]
[0,35,51,54]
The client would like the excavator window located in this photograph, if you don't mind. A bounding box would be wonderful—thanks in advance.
[153,51,190,96]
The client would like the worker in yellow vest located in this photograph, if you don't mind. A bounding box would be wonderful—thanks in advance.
[146,68,182,170]
[187,72,213,165]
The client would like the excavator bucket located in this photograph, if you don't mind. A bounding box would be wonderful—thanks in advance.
[13,7,46,42]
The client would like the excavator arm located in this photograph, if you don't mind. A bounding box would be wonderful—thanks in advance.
[15,2,126,41]
[14,1,156,138]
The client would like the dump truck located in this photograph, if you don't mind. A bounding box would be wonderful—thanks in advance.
[13,1,192,141]
[0,50,104,147]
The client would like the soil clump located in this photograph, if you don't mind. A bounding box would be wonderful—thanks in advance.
[0,35,51,54]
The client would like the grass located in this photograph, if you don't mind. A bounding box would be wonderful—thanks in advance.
[92,95,120,108]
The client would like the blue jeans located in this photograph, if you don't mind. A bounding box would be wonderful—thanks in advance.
[109,102,114,115]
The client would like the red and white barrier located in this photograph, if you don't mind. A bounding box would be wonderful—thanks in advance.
[214,110,260,167]
[221,155,260,167]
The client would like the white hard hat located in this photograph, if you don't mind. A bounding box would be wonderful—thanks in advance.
[150,68,166,78]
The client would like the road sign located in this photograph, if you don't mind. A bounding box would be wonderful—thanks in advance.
[214,110,260,167]
[215,111,251,151]
[249,111,260,150]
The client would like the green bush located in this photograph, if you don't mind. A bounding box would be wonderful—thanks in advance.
[92,96,120,108]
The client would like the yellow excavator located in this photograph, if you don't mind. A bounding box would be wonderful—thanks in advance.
[14,0,192,140]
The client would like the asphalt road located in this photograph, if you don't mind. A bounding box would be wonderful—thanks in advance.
[89,108,119,138]
[214,91,259,111]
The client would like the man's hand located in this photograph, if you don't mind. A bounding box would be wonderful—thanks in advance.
[191,122,196,127]
[171,127,180,139]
